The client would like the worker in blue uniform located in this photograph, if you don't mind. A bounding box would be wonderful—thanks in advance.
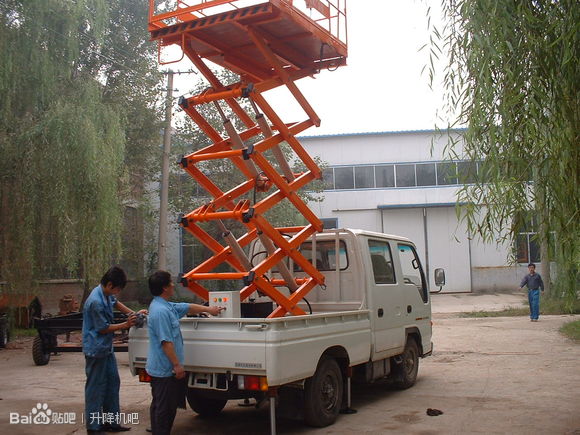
[146,270,223,435]
[83,266,147,434]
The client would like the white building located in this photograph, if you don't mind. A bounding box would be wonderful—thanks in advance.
[300,129,536,293]
[167,129,538,294]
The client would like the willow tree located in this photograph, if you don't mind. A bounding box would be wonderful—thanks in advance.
[431,1,579,307]
[0,0,161,298]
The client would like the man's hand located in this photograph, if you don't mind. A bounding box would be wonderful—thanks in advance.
[207,306,225,316]
[125,313,137,328]
[173,364,185,379]
[137,309,149,315]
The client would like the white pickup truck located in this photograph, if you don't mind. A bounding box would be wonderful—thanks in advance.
[129,229,442,430]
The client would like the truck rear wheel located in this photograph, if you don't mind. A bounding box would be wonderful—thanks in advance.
[186,389,227,417]
[32,336,51,366]
[392,337,419,389]
[304,357,343,427]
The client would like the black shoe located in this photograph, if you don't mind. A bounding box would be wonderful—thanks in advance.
[101,424,131,432]
[87,430,106,435]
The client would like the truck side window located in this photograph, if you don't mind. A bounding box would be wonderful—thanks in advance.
[397,244,428,303]
[295,240,349,271]
[368,240,396,284]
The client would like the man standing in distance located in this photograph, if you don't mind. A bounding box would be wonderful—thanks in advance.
[146,270,224,435]
[518,262,545,322]
[83,266,146,434]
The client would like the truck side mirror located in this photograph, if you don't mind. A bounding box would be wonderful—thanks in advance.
[434,268,446,287]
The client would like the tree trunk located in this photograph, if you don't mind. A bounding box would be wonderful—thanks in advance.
[540,237,551,296]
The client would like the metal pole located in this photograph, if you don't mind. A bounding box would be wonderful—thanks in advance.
[269,395,277,435]
[158,70,174,270]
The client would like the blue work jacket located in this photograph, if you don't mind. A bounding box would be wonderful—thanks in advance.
[146,297,190,377]
[82,285,117,358]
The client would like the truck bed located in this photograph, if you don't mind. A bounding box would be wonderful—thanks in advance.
[129,309,371,386]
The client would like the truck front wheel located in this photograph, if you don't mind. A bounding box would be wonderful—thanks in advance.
[304,357,343,427]
[186,389,227,417]
[392,337,419,389]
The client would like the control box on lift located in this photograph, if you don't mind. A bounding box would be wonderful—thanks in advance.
[209,291,241,318]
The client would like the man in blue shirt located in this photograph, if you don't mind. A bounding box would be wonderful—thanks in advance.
[83,266,146,434]
[518,263,545,322]
[146,270,223,435]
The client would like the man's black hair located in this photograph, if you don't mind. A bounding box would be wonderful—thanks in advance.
[149,270,172,296]
[100,266,127,289]
[528,263,536,268]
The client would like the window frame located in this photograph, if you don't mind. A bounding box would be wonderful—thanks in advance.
[368,239,397,285]
[397,243,428,303]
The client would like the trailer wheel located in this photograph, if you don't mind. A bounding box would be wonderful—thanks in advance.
[186,389,226,417]
[304,357,343,427]
[0,318,8,348]
[32,336,51,366]
[392,337,419,389]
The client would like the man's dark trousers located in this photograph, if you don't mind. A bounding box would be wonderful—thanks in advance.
[150,376,187,435]
[85,353,120,430]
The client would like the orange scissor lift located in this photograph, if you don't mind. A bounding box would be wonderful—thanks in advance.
[149,0,347,318]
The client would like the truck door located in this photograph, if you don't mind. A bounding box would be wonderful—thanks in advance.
[368,239,405,353]
[396,243,431,342]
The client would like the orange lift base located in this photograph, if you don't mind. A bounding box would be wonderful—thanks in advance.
[149,0,347,318]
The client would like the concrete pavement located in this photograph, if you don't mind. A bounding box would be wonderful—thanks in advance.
[431,291,527,315]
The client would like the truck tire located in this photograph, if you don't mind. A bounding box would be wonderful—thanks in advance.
[32,336,51,366]
[304,357,343,427]
[186,389,227,417]
[392,337,419,389]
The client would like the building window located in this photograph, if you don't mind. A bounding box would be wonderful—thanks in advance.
[457,161,477,184]
[437,162,458,185]
[322,168,334,190]
[180,227,197,274]
[516,234,540,264]
[321,160,483,191]
[375,165,395,187]
[416,163,436,186]
[355,166,374,188]
[334,167,354,189]
[515,215,541,264]
[395,164,416,187]
[321,217,338,229]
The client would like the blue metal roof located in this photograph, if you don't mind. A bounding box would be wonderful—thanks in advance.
[298,128,467,140]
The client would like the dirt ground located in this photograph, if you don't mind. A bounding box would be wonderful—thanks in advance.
[1,292,579,435]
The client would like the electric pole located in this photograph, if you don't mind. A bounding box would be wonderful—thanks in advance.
[157,70,174,270]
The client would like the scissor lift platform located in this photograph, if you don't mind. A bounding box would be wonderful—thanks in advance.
[149,0,347,80]
[149,0,348,318]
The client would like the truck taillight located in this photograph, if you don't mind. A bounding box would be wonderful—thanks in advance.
[237,375,268,391]
[138,369,152,383]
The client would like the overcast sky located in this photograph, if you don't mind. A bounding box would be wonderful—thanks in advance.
[170,1,447,135]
